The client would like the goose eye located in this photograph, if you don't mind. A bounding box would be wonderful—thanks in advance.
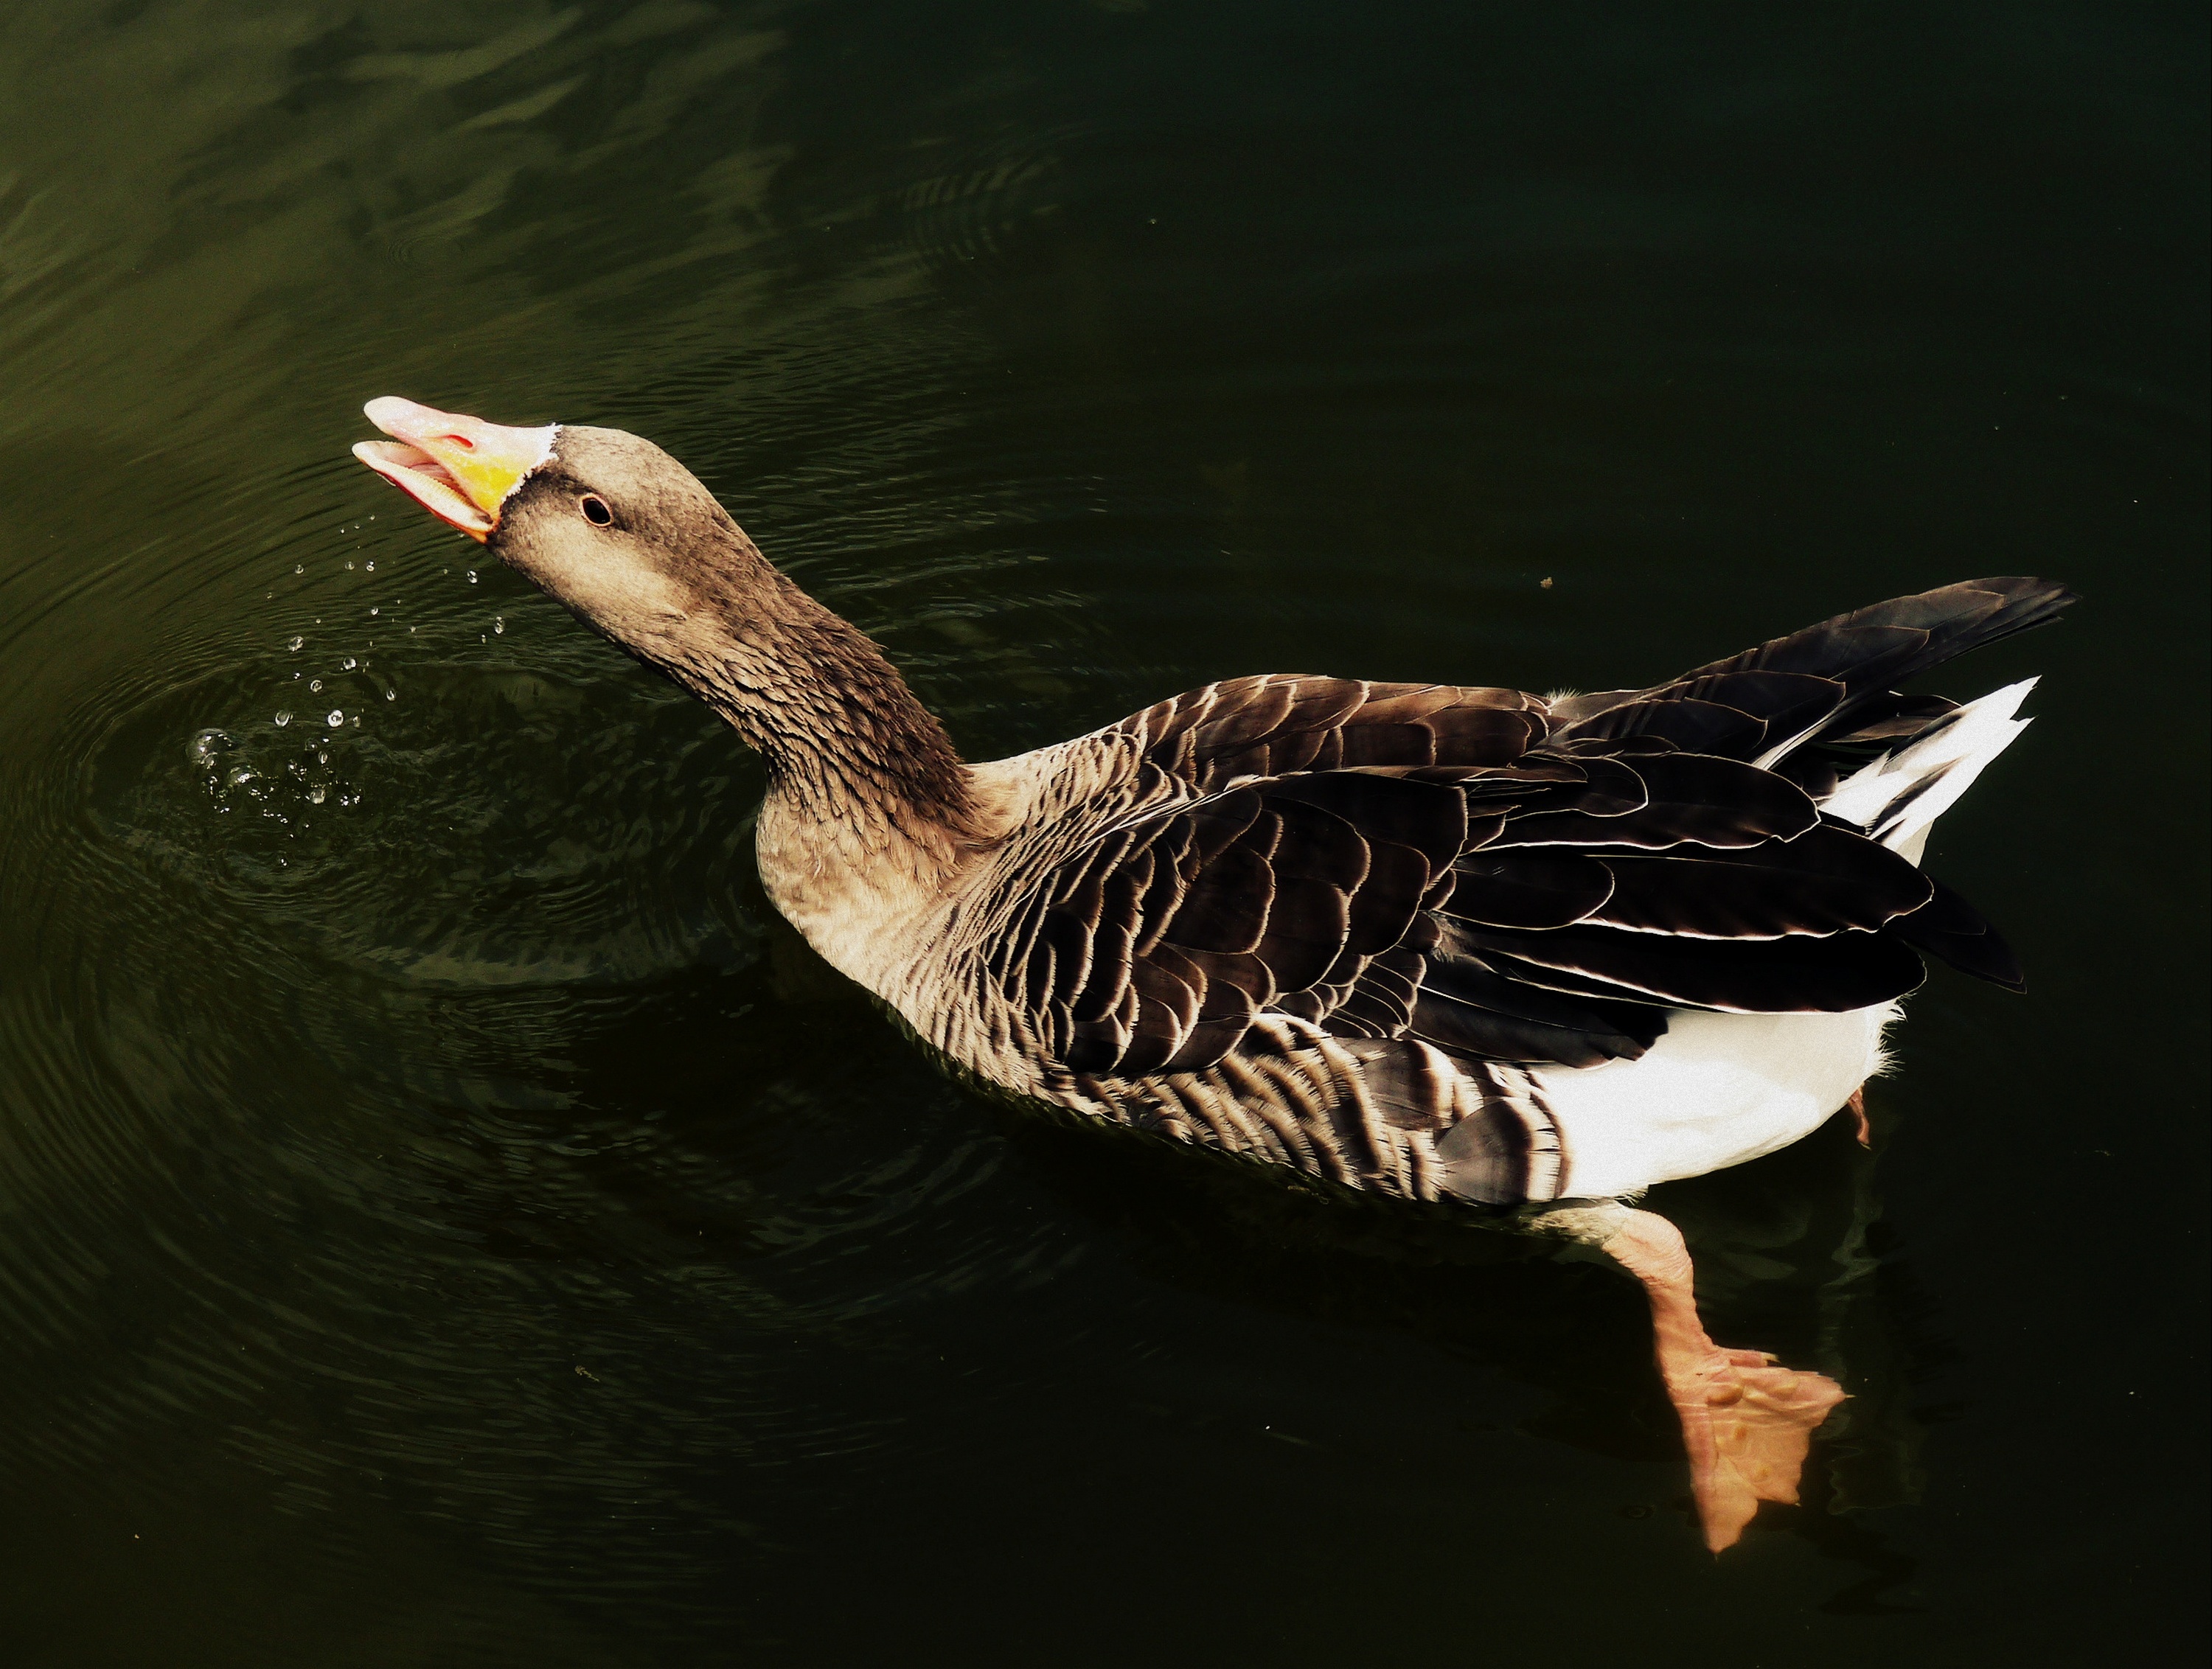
[579,494,613,526]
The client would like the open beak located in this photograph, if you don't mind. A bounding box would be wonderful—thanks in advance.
[352,397,557,541]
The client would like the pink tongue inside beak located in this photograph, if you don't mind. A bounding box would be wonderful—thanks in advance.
[352,438,493,535]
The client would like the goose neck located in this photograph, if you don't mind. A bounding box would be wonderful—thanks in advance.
[678,569,980,855]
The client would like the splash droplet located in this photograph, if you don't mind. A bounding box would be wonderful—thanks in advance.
[466,570,479,584]
[288,635,304,652]
[493,617,504,635]
[309,679,323,692]
[274,711,291,728]
[293,563,304,575]
[325,709,344,728]
[340,657,358,672]
[385,689,396,702]
[344,560,355,571]
[309,786,327,805]
[364,561,375,572]
[189,728,235,766]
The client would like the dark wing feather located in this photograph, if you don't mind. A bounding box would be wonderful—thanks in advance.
[1007,582,2066,1079]
[1584,824,1933,940]
[1559,670,1844,759]
[1551,578,2077,772]
[1887,876,2027,991]
[1448,921,1929,1013]
[1411,949,1665,1069]
[1493,753,1818,850]
[1443,851,1615,929]
[1677,577,2075,698]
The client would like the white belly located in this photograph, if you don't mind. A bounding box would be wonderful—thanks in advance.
[1532,1003,1898,1198]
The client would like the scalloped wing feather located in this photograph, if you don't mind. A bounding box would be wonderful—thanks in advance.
[990,582,2070,1085]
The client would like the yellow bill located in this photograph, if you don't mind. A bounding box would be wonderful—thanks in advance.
[352,396,557,540]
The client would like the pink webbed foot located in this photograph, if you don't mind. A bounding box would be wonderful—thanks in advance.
[1601,1209,1846,1552]
[1653,1336,1847,1550]
[1847,1085,1871,1148]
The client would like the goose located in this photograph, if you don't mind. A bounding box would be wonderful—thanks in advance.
[355,396,2075,1551]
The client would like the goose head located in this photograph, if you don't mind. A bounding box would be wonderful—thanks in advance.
[350,397,981,845]
[352,396,771,667]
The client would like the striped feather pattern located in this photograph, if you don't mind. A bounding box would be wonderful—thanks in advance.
[915,579,2073,1207]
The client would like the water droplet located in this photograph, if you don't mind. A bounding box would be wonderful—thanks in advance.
[288,635,304,652]
[326,709,344,728]
[385,689,397,702]
[228,767,256,787]
[189,728,235,765]
[274,711,291,728]
[466,570,479,584]
[293,564,304,575]
[309,679,323,692]
[309,786,327,805]
[493,617,504,635]
[316,751,328,764]
[364,561,375,572]
[345,560,355,571]
[369,607,380,616]
[341,657,358,672]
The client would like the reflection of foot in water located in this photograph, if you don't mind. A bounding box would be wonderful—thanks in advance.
[1004,1092,1924,1574]
[1595,1207,1847,1552]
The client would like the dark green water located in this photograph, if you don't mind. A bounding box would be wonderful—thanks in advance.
[1,4,2205,1663]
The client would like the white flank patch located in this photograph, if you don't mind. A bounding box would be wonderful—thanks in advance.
[1536,1004,1898,1198]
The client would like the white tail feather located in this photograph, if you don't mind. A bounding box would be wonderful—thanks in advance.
[1820,678,2037,865]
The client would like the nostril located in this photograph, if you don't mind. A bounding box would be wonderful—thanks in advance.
[443,433,476,451]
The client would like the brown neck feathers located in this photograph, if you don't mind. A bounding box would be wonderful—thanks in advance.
[667,547,979,850]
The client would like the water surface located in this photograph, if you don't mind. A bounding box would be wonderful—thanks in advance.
[1,3,2205,1664]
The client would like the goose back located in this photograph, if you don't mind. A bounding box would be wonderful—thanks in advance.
[861,579,2071,1209]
